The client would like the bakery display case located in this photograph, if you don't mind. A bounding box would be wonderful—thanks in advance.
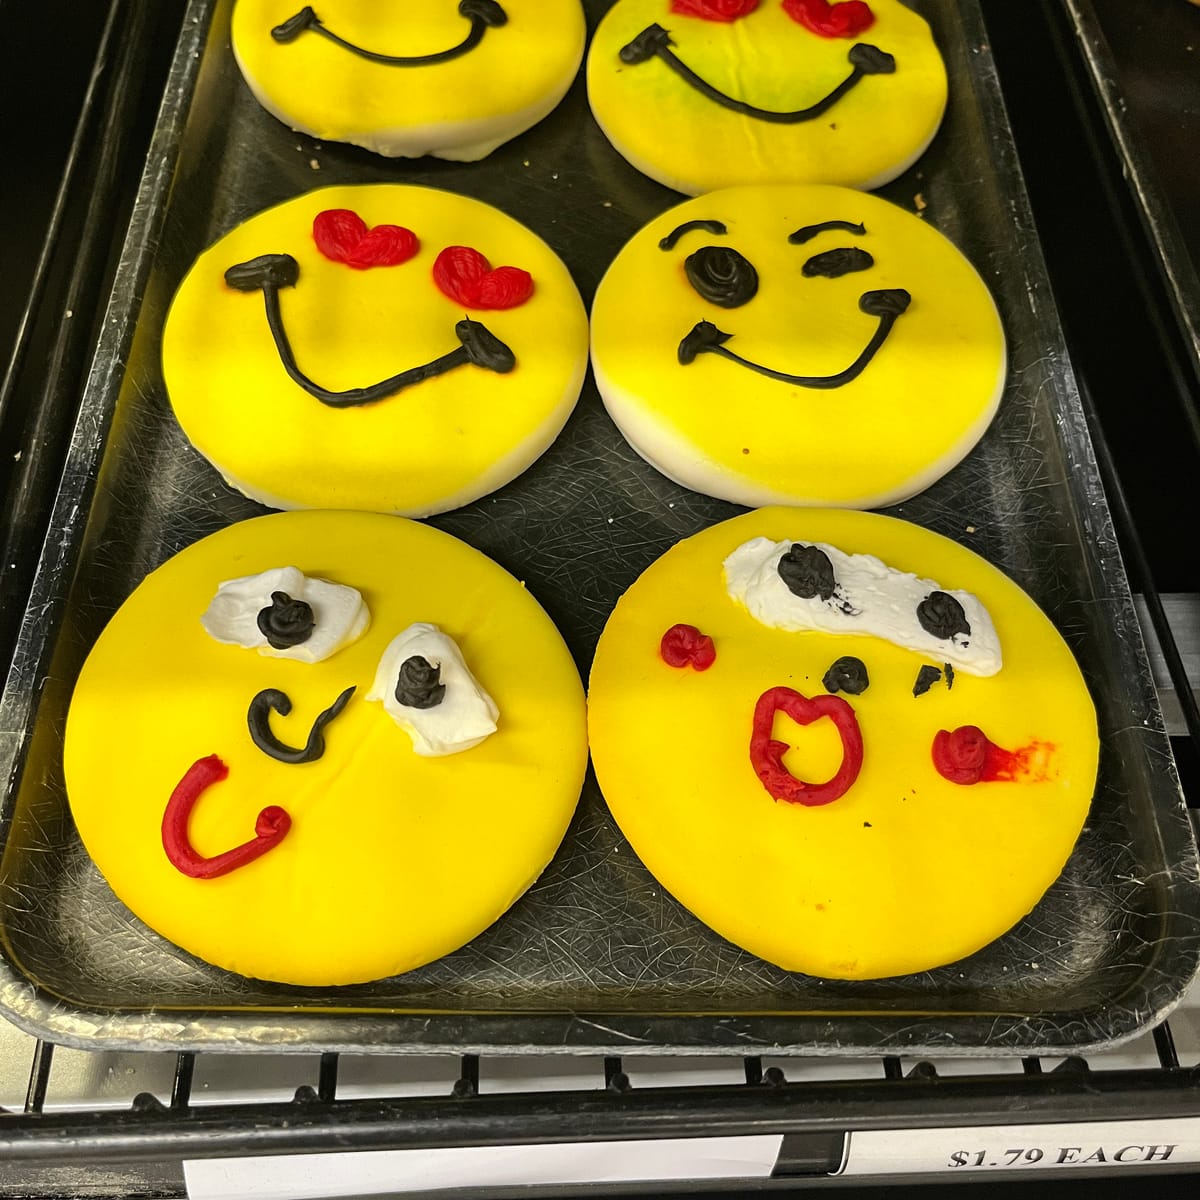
[2,0,1200,1195]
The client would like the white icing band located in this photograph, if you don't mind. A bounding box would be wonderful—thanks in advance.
[367,623,499,757]
[200,566,369,663]
[724,537,1002,676]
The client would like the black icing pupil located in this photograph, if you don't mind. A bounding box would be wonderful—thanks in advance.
[256,591,315,649]
[823,655,869,696]
[396,655,446,710]
[916,591,971,641]
[778,544,836,601]
[684,245,759,308]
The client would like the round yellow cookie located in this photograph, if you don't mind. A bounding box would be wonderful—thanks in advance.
[587,0,947,195]
[163,184,588,516]
[64,511,588,986]
[590,184,1005,508]
[232,0,585,160]
[588,508,1098,980]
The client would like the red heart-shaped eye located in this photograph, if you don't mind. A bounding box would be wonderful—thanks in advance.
[312,209,420,269]
[670,0,759,20]
[432,246,534,310]
[782,0,875,37]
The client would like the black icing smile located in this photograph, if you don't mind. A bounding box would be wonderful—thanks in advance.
[225,253,516,409]
[272,1,508,66]
[619,26,896,124]
[677,288,911,389]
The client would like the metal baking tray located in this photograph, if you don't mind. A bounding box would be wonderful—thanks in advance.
[1,0,1197,1056]
[1064,0,1200,376]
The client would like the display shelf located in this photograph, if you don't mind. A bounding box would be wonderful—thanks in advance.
[2,1,1200,1195]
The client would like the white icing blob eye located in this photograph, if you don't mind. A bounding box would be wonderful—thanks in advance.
[724,537,1002,676]
[200,566,369,663]
[367,622,499,757]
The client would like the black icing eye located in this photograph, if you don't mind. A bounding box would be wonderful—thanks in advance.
[824,656,869,696]
[802,247,875,279]
[916,592,971,642]
[777,544,836,601]
[685,245,759,309]
[395,655,446,709]
[256,591,315,650]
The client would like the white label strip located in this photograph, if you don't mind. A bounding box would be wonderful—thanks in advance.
[184,1135,785,1199]
[839,1118,1200,1176]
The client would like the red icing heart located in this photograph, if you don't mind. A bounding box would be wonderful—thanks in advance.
[782,0,875,37]
[670,0,759,20]
[432,246,534,310]
[312,209,419,269]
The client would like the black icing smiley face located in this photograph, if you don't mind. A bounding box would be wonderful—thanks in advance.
[589,184,1006,509]
[162,184,589,515]
[230,0,586,160]
[587,0,948,193]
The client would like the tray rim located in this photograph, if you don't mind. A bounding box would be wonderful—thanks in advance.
[1,0,1199,1057]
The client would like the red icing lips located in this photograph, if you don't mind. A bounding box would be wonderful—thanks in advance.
[313,209,419,269]
[162,755,292,879]
[750,686,863,805]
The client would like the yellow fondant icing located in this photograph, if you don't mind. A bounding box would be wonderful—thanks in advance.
[232,0,586,159]
[162,184,588,516]
[587,0,947,195]
[590,184,1006,508]
[64,511,588,986]
[587,508,1098,980]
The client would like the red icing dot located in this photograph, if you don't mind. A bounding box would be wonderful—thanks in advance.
[782,0,875,37]
[313,209,419,269]
[161,754,292,879]
[932,725,1056,786]
[670,0,760,20]
[749,686,863,806]
[660,623,717,670]
[432,246,534,310]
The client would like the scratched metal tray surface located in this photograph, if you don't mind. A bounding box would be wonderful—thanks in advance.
[0,0,1197,1056]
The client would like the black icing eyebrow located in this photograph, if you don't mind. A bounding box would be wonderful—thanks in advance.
[789,220,867,245]
[659,219,728,251]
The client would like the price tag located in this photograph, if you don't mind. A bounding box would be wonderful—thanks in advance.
[184,1134,785,1199]
[838,1118,1200,1176]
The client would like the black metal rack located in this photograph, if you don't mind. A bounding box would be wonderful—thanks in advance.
[3,1,1200,1195]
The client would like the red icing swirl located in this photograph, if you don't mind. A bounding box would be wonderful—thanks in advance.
[670,0,759,20]
[749,686,863,805]
[932,726,1055,786]
[782,0,875,37]
[660,623,717,670]
[313,209,419,269]
[162,755,292,879]
[433,246,534,310]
